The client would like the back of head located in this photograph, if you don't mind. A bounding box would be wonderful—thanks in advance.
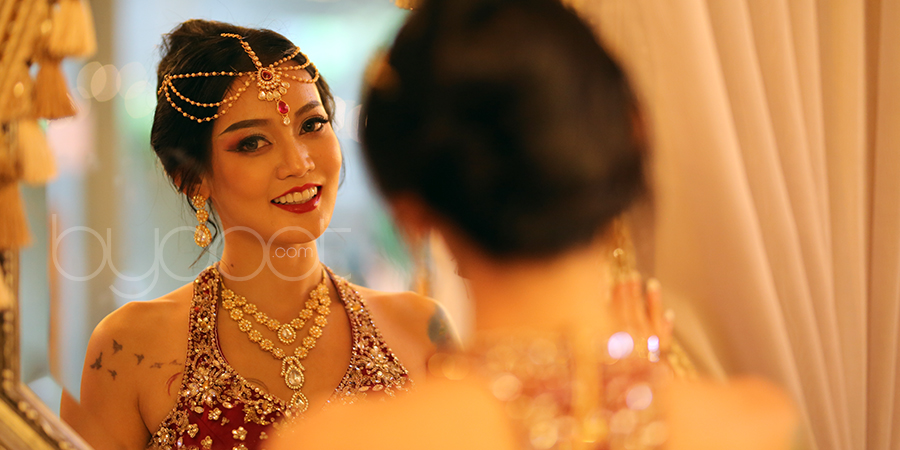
[362,0,646,259]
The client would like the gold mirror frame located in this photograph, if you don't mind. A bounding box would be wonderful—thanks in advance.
[0,249,87,449]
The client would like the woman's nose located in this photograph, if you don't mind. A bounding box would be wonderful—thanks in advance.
[277,141,315,179]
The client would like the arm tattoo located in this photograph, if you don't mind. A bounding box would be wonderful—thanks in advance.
[169,359,180,366]
[112,339,123,354]
[108,369,117,380]
[150,362,163,369]
[135,354,144,365]
[90,352,103,370]
[166,372,183,396]
[427,306,454,350]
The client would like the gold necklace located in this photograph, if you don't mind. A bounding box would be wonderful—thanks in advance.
[225,275,329,346]
[219,268,332,413]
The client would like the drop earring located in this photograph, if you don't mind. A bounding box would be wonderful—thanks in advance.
[193,194,212,248]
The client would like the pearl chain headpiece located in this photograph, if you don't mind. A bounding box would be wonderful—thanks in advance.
[157,33,320,126]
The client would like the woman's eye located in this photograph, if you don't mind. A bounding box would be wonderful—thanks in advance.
[300,117,328,134]
[235,135,269,152]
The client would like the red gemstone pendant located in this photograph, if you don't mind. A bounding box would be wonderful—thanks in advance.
[260,69,274,81]
[278,100,291,125]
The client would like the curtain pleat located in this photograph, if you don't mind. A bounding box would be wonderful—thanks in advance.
[575,1,899,449]
[868,1,900,448]
[704,1,843,448]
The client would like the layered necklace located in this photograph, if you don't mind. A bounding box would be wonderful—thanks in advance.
[219,269,331,414]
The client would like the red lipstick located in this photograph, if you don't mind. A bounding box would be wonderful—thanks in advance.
[271,184,321,214]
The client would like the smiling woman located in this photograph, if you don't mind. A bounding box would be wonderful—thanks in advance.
[58,20,456,450]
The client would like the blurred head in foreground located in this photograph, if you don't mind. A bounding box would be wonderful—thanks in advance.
[361,0,645,262]
[270,2,801,449]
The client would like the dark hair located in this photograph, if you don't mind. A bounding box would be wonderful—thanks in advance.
[361,0,646,259]
[151,19,335,243]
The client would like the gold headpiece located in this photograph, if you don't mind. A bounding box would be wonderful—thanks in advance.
[157,33,320,126]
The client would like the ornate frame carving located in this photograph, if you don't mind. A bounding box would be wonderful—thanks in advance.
[0,250,88,449]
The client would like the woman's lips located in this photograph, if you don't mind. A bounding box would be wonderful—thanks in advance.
[271,186,321,214]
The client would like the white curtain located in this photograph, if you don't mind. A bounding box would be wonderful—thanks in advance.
[563,1,900,449]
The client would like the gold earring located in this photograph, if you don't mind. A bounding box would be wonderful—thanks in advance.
[192,194,212,248]
[610,216,636,281]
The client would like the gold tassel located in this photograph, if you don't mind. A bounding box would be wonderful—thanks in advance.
[0,0,45,121]
[0,270,11,309]
[17,119,56,185]
[0,124,30,248]
[0,182,31,249]
[48,0,97,58]
[0,125,16,182]
[0,63,34,123]
[33,56,76,119]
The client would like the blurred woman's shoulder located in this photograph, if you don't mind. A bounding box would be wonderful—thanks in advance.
[664,376,800,450]
[278,377,517,450]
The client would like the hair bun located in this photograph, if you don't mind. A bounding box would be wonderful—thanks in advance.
[362,0,646,258]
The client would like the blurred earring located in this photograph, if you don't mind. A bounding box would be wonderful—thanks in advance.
[610,216,636,282]
[192,194,212,248]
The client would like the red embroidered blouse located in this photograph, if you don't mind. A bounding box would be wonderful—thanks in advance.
[147,266,412,450]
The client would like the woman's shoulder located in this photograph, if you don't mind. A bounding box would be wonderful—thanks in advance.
[350,282,459,352]
[275,378,517,450]
[84,281,195,386]
[663,376,800,450]
[351,284,439,326]
[67,281,198,448]
[93,281,194,342]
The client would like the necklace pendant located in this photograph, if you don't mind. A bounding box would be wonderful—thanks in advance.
[278,323,297,344]
[289,391,309,414]
[281,356,305,390]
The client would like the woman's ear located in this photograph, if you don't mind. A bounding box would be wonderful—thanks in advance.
[173,173,212,200]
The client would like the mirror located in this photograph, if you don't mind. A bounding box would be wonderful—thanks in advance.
[0,249,86,450]
[10,0,471,448]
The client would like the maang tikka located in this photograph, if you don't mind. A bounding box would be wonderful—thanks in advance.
[158,33,320,126]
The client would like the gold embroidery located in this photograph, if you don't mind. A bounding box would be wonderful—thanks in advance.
[232,427,247,441]
[145,266,412,449]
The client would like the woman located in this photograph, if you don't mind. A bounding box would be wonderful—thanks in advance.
[60,20,454,450]
[277,0,801,448]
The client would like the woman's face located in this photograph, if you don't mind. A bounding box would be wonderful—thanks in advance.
[205,70,341,248]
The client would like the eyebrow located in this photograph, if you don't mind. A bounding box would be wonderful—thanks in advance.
[217,101,323,136]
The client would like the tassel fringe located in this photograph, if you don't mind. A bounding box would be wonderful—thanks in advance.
[0,271,11,309]
[17,119,56,185]
[0,125,16,182]
[33,57,76,119]
[0,64,33,123]
[48,0,97,58]
[0,182,31,249]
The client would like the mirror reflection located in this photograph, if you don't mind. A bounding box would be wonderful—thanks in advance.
[19,0,470,441]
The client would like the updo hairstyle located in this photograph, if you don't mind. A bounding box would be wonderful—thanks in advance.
[361,0,646,259]
[150,19,335,241]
